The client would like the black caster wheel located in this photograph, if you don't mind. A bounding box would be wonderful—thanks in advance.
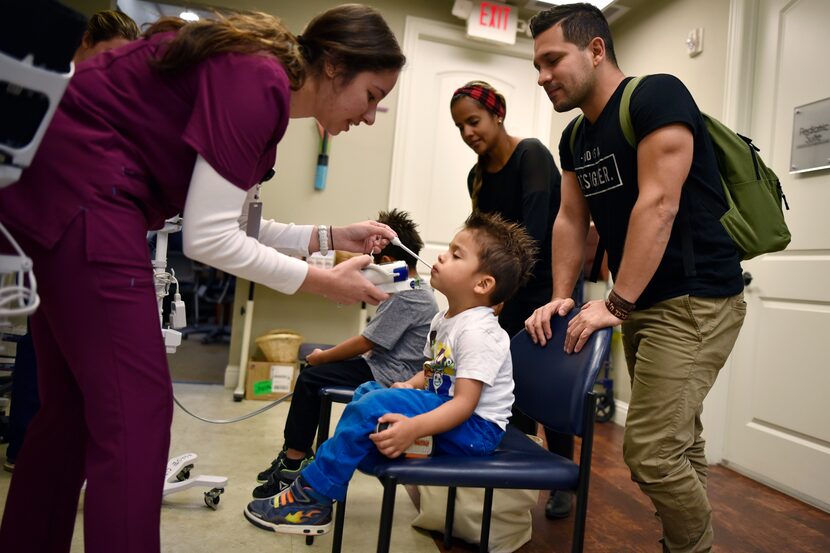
[175,464,194,482]
[595,391,615,423]
[305,536,314,545]
[204,488,224,510]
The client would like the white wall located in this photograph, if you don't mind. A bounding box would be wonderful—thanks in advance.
[222,0,738,385]
[219,1,461,377]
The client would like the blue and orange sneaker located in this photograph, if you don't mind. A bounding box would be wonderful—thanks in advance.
[244,476,333,536]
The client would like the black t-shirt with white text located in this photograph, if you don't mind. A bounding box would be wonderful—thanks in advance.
[468,138,561,304]
[558,74,743,308]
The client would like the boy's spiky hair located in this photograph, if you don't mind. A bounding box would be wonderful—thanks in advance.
[376,209,424,268]
[464,211,537,306]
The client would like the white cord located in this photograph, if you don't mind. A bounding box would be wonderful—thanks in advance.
[154,268,180,302]
[173,392,294,424]
[0,222,40,318]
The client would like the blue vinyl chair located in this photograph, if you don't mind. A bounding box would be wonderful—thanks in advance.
[331,315,612,553]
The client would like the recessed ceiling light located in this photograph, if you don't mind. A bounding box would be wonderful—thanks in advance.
[179,10,199,22]
[535,0,615,10]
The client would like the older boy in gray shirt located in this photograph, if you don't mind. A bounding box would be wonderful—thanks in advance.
[252,209,438,497]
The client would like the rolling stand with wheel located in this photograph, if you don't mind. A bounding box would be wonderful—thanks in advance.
[154,218,229,508]
[163,453,228,510]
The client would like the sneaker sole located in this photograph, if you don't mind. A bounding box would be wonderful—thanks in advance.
[243,506,332,535]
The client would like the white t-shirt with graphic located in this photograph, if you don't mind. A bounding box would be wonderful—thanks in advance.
[422,306,514,430]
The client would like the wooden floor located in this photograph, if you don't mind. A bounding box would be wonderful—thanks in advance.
[410,422,830,553]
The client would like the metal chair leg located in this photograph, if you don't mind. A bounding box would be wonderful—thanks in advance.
[332,495,347,553]
[478,488,493,553]
[443,486,456,550]
[376,477,398,553]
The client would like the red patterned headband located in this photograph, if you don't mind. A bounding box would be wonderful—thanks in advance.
[452,84,506,120]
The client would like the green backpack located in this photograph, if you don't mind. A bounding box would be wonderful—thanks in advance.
[570,75,791,265]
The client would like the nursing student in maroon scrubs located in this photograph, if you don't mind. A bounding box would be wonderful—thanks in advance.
[0,6,405,553]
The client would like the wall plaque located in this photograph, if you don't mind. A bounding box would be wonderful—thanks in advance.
[790,97,830,174]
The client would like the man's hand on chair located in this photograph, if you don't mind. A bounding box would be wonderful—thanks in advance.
[525,297,576,347]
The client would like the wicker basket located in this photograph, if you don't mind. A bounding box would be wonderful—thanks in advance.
[255,329,303,363]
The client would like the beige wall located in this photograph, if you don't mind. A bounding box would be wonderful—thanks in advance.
[217,1,460,372]
[61,0,110,16]
[62,0,735,397]
[225,0,735,385]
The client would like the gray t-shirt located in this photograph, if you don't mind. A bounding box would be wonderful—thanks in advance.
[362,285,439,387]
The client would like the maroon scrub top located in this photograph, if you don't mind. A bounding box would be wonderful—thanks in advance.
[0,31,291,267]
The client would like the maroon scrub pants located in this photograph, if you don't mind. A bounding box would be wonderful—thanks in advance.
[0,214,173,553]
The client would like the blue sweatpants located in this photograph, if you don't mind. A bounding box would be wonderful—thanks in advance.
[301,381,504,502]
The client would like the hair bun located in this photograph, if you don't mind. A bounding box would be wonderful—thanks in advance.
[296,34,317,62]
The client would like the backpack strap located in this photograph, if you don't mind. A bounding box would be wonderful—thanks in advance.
[568,114,584,158]
[620,75,697,277]
[619,76,644,148]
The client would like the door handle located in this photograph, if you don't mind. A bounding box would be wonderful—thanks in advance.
[742,271,753,287]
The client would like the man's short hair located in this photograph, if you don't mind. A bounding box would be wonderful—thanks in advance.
[87,10,140,44]
[376,209,424,268]
[464,211,537,306]
[529,2,618,67]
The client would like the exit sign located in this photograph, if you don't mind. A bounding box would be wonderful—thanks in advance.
[467,1,518,45]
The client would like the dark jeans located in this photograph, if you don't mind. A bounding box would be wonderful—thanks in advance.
[283,357,374,454]
[6,329,41,462]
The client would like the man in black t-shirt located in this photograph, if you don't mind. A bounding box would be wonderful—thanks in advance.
[523,4,746,552]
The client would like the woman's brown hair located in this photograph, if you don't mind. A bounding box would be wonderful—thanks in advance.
[144,4,405,91]
[87,10,140,44]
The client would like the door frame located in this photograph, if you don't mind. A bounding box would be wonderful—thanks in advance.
[697,0,760,465]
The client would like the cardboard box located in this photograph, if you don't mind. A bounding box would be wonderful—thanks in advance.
[245,361,298,401]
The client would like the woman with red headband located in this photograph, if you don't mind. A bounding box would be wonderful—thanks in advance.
[450,80,573,519]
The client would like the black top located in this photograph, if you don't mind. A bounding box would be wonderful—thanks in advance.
[468,138,561,308]
[558,74,743,308]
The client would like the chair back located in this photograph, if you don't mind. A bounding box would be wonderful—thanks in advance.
[510,315,611,437]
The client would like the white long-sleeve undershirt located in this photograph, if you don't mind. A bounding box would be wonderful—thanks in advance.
[182,155,313,294]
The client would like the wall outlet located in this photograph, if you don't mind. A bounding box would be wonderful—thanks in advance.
[686,28,704,57]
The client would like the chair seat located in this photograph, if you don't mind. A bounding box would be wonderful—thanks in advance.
[366,426,579,490]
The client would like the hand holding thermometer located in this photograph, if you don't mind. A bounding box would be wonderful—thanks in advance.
[390,236,432,270]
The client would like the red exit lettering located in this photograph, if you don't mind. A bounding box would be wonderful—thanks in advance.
[479,2,511,31]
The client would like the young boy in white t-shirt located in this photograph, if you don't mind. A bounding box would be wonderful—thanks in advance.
[244,212,538,536]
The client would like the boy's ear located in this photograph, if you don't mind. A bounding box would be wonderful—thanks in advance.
[473,274,496,298]
[380,255,394,264]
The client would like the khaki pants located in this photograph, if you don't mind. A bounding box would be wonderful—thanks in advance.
[622,294,746,553]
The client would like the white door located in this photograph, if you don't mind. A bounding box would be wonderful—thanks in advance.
[723,0,830,511]
[389,17,552,309]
